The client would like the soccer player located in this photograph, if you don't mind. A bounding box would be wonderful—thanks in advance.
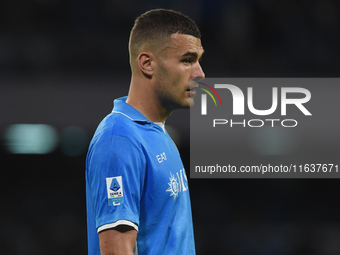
[86,9,205,254]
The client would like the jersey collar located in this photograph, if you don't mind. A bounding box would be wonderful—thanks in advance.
[112,96,151,124]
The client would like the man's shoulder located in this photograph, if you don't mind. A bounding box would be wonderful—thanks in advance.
[95,111,140,139]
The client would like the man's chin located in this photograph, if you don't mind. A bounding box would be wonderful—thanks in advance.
[171,98,195,110]
[186,98,195,108]
[189,98,195,108]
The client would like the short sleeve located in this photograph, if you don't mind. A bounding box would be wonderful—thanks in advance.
[86,131,145,231]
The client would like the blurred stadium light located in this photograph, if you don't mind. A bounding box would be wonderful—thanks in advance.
[4,124,58,154]
[4,124,89,156]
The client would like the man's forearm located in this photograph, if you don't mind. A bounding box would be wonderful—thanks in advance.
[99,225,137,255]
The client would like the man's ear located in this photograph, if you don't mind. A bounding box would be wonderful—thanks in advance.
[138,52,154,78]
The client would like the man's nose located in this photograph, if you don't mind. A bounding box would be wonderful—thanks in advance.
[192,62,205,81]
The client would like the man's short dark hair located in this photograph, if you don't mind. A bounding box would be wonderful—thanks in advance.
[129,9,201,63]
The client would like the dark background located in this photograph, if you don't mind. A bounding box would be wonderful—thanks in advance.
[1,0,340,254]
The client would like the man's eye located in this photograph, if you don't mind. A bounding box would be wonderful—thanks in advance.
[182,58,192,64]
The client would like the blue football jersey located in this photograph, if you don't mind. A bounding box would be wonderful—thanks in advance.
[86,96,195,255]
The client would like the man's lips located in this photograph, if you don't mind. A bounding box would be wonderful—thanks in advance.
[187,86,197,96]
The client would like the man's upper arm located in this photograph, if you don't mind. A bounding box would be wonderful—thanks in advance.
[87,133,144,228]
[86,131,144,253]
[99,225,137,255]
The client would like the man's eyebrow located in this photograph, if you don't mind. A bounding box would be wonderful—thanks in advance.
[181,51,204,59]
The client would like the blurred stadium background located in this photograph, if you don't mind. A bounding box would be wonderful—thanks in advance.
[1,0,340,254]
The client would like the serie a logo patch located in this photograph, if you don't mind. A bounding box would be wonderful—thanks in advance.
[106,176,124,206]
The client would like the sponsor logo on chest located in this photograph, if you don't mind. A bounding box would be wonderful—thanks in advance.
[166,169,188,199]
[156,152,167,163]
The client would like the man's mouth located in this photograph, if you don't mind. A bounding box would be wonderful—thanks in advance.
[187,87,197,96]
